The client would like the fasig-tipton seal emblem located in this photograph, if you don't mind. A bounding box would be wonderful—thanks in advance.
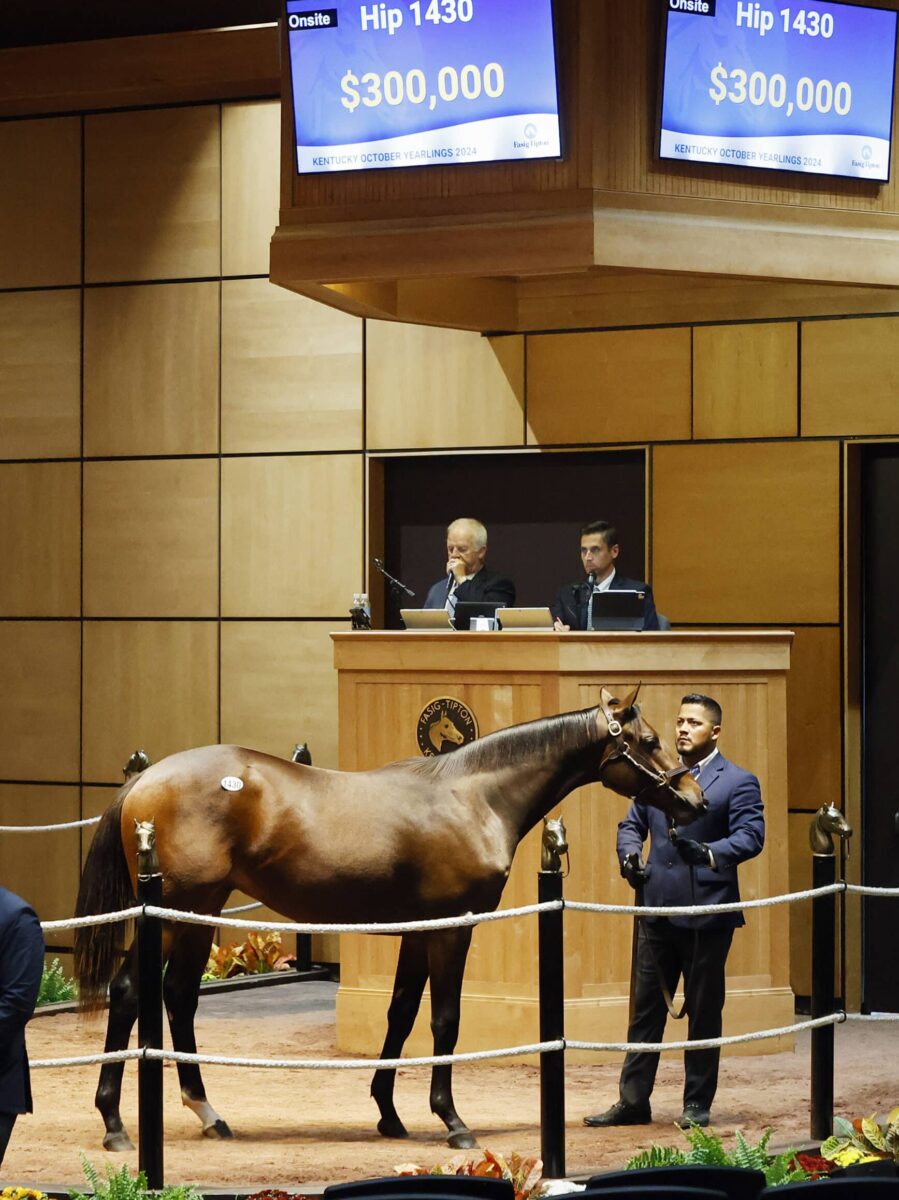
[416,697,478,757]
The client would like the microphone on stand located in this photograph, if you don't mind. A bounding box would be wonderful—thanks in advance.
[585,571,598,631]
[444,569,455,602]
[373,558,415,598]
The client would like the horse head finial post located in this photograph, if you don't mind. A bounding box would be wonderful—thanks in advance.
[134,818,159,879]
[541,816,569,874]
[809,803,853,858]
[123,750,152,780]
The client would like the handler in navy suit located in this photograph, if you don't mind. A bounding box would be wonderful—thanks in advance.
[422,518,515,613]
[584,693,764,1131]
[0,886,45,1166]
[551,520,659,631]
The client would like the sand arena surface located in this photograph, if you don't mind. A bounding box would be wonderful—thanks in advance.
[4,982,897,1193]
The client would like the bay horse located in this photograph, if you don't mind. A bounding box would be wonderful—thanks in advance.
[74,685,704,1151]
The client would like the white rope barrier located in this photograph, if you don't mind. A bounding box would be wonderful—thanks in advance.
[40,907,142,933]
[845,883,899,897]
[38,882,854,936]
[42,1013,899,1072]
[0,815,101,832]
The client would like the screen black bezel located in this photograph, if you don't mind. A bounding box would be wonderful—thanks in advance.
[655,0,898,184]
[282,0,565,176]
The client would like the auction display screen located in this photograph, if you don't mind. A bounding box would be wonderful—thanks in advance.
[659,0,897,181]
[284,0,561,173]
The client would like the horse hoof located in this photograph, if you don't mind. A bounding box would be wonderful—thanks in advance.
[377,1115,409,1139]
[102,1131,135,1153]
[447,1131,478,1150]
[203,1119,234,1139]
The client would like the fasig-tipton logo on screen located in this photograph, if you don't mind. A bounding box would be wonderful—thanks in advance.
[284,0,562,174]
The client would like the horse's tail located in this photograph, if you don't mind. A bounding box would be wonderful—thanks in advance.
[74,788,135,1012]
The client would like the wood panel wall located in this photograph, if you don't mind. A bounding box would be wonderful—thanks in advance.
[3,64,897,998]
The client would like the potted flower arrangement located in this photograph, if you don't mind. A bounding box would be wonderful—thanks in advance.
[820,1107,899,1177]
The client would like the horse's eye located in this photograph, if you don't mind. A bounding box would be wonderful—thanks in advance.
[641,737,660,750]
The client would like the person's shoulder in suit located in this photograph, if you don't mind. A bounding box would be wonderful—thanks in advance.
[463,568,515,606]
[423,578,450,609]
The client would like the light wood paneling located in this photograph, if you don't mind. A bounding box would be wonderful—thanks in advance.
[787,627,842,811]
[85,106,221,282]
[221,279,362,453]
[221,454,363,616]
[222,100,280,277]
[0,463,80,617]
[366,323,525,450]
[83,459,219,617]
[221,623,340,768]
[83,282,219,457]
[802,317,899,436]
[527,327,691,445]
[0,785,81,922]
[0,622,80,781]
[694,323,798,440]
[82,786,121,865]
[82,621,218,783]
[0,291,81,460]
[0,117,80,289]
[653,441,840,624]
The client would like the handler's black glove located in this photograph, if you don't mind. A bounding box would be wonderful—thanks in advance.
[620,851,649,890]
[676,838,713,867]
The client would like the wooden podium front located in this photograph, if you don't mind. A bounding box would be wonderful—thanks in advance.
[331,630,794,1061]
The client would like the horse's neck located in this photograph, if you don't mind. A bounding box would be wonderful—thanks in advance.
[449,710,601,843]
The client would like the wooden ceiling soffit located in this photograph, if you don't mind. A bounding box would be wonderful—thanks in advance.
[592,193,899,290]
[0,25,279,117]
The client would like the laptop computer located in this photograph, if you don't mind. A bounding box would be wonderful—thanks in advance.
[451,600,504,631]
[497,607,555,631]
[589,590,646,631]
[400,608,454,630]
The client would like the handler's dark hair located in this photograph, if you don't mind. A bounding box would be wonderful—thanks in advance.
[681,693,722,725]
[580,519,618,548]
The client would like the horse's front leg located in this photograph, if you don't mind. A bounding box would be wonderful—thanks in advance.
[164,924,233,1139]
[96,944,138,1151]
[372,932,429,1139]
[427,926,477,1149]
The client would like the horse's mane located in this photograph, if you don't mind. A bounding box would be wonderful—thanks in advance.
[419,706,600,778]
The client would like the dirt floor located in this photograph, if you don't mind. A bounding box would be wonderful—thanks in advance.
[3,981,897,1194]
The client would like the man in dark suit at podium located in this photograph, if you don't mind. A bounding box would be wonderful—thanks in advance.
[422,518,515,613]
[584,694,765,1132]
[551,519,659,630]
[0,885,45,1167]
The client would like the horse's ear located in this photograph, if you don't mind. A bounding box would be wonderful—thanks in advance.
[600,682,641,714]
[620,682,642,710]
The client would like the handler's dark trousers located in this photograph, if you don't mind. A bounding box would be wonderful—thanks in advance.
[0,1111,18,1167]
[619,917,734,1112]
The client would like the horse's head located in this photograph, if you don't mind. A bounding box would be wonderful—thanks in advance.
[593,685,706,824]
[429,712,465,751]
[541,816,569,873]
[810,803,852,857]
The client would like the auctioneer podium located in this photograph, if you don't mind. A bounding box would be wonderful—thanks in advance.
[331,630,794,1061]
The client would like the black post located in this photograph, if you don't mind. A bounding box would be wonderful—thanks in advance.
[538,871,565,1179]
[810,852,836,1142]
[137,858,165,1188]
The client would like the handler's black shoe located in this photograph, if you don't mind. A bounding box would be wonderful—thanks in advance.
[676,1105,711,1129]
[583,1100,652,1127]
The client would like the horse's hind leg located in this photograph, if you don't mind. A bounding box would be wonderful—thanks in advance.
[427,926,477,1150]
[164,923,233,1139]
[371,932,428,1139]
[96,944,138,1151]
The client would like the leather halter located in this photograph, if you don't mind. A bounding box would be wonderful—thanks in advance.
[597,703,692,805]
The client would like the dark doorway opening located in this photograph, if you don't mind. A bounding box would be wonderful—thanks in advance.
[378,448,646,629]
[860,444,899,1013]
